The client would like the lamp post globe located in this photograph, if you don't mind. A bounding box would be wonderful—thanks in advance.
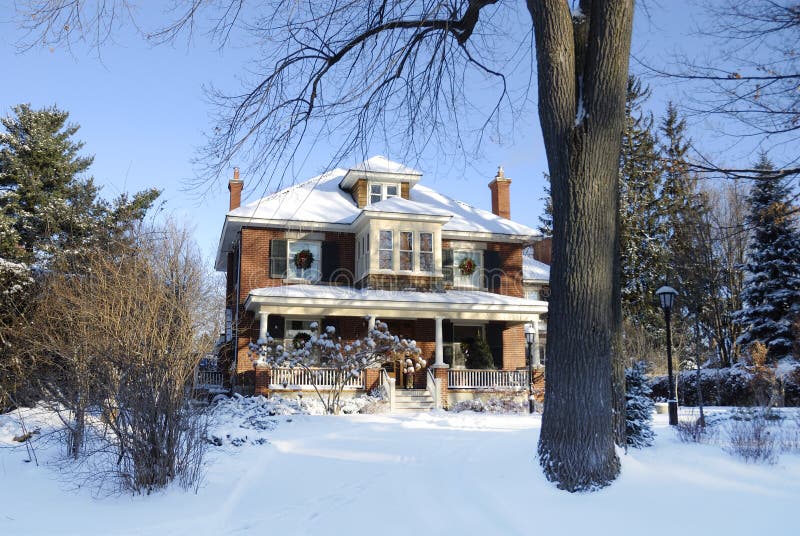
[656,286,679,426]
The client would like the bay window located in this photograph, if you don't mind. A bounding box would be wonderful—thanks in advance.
[419,232,433,272]
[379,230,393,269]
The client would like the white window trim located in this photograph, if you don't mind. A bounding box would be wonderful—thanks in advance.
[286,239,322,283]
[452,249,484,289]
[378,229,393,270]
[368,182,401,204]
[398,230,414,272]
[419,231,434,274]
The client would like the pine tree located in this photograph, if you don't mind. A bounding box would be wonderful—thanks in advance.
[538,175,553,238]
[625,361,655,448]
[619,77,667,333]
[0,104,160,270]
[733,154,800,362]
[0,104,160,407]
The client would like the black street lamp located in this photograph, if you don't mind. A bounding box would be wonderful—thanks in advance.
[525,327,536,414]
[656,285,679,426]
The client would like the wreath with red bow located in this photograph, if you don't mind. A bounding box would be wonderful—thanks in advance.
[458,258,476,276]
[293,249,314,270]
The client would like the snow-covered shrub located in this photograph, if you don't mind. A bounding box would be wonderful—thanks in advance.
[625,361,654,448]
[249,320,423,414]
[726,408,777,464]
[676,417,715,444]
[451,397,526,413]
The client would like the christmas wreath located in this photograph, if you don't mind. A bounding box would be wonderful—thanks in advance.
[293,249,314,270]
[292,332,312,349]
[458,257,476,276]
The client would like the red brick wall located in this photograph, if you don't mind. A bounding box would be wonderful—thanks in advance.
[501,323,526,370]
[487,242,524,298]
[239,227,284,301]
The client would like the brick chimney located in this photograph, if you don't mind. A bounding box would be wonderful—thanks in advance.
[488,166,512,219]
[228,167,243,211]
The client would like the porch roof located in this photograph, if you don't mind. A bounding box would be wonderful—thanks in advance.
[245,284,547,322]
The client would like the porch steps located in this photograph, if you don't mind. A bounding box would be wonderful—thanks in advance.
[393,389,435,413]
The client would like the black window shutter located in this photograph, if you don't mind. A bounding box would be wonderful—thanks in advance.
[270,239,287,278]
[321,242,338,282]
[442,248,453,284]
[484,250,501,290]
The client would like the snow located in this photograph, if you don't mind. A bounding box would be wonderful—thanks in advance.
[523,256,550,281]
[223,157,540,237]
[249,283,546,307]
[2,403,800,535]
[346,155,423,176]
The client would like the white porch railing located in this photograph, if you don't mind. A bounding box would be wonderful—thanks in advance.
[426,368,441,409]
[194,371,224,389]
[269,367,365,389]
[379,368,396,412]
[448,369,530,390]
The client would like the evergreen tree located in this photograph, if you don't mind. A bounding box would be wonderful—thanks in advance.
[0,104,160,270]
[0,104,160,407]
[625,361,655,448]
[538,175,553,238]
[733,154,800,362]
[619,77,667,332]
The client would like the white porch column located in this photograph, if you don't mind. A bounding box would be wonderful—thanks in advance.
[434,316,444,367]
[531,315,541,368]
[259,311,270,342]
[367,315,376,331]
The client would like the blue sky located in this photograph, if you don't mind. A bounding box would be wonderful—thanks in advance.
[0,2,710,261]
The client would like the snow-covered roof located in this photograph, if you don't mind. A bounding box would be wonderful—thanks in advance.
[361,196,452,218]
[523,257,550,282]
[228,169,356,225]
[248,284,543,307]
[217,157,542,268]
[339,155,423,190]
[348,155,422,176]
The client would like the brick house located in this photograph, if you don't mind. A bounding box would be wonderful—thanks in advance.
[215,156,549,408]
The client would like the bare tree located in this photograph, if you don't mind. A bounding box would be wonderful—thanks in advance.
[28,222,214,493]
[17,0,635,491]
[655,1,800,178]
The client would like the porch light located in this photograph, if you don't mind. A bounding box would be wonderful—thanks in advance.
[655,285,679,426]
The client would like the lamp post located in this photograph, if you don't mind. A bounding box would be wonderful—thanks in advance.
[656,285,679,426]
[525,327,536,414]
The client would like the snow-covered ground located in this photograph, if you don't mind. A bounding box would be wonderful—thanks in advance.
[2,400,799,536]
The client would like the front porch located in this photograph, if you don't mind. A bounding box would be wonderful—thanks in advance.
[253,365,545,410]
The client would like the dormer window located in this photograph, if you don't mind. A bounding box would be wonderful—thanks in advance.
[369,183,400,204]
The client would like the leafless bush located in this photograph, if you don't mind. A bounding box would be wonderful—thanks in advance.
[726,410,777,464]
[29,222,216,493]
[676,417,715,444]
[779,413,800,455]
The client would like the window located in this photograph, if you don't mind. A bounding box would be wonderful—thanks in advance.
[419,232,433,272]
[526,288,540,300]
[399,231,413,271]
[368,182,401,204]
[379,230,393,269]
[288,240,321,281]
[453,250,482,288]
[285,318,318,347]
[370,184,382,204]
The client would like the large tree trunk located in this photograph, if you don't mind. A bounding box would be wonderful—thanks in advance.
[529,0,634,491]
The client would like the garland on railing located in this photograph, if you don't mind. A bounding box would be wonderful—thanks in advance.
[293,249,314,269]
[458,257,476,276]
